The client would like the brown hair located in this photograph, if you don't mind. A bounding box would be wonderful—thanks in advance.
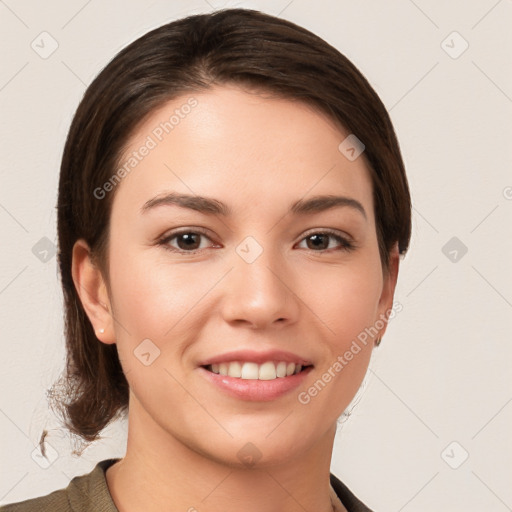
[50,7,411,450]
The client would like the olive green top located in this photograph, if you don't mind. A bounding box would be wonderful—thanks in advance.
[0,458,373,511]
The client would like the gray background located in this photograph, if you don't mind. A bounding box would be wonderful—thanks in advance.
[1,0,511,510]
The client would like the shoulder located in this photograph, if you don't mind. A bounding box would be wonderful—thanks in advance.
[0,459,120,512]
[0,488,70,512]
[330,473,374,512]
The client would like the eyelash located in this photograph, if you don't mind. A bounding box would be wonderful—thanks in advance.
[157,228,356,255]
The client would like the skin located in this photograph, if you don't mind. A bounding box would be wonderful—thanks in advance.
[73,84,399,512]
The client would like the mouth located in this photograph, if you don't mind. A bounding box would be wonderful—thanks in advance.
[202,361,314,381]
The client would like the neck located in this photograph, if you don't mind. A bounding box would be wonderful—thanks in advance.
[105,393,346,512]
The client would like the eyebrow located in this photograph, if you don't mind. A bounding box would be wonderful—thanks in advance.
[141,192,367,220]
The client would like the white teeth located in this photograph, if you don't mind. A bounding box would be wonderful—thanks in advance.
[227,361,242,378]
[208,361,308,380]
[258,361,277,380]
[276,361,287,378]
[241,362,259,380]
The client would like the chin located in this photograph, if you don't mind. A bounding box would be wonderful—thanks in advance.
[199,430,317,470]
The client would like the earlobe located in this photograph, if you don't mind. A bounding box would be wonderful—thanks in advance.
[71,239,116,345]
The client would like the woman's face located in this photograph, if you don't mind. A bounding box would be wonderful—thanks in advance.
[97,84,398,466]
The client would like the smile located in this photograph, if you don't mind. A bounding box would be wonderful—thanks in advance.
[203,361,313,380]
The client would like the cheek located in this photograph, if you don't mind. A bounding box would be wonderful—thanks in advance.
[297,265,381,419]
[108,247,204,339]
[106,252,192,409]
[300,256,383,345]
[106,247,221,392]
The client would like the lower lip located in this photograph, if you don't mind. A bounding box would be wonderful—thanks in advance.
[198,366,313,401]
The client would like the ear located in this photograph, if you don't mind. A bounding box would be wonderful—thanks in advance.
[71,239,116,345]
[375,242,400,344]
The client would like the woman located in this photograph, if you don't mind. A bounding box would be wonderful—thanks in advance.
[1,7,411,512]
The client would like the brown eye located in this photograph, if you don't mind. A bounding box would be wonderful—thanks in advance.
[174,232,202,251]
[305,233,330,250]
[159,229,216,254]
[298,231,355,252]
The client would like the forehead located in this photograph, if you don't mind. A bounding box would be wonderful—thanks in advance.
[111,84,374,224]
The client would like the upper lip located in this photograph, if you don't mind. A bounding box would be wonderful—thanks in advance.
[198,349,313,367]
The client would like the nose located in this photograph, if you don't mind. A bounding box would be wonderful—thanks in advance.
[220,241,300,330]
